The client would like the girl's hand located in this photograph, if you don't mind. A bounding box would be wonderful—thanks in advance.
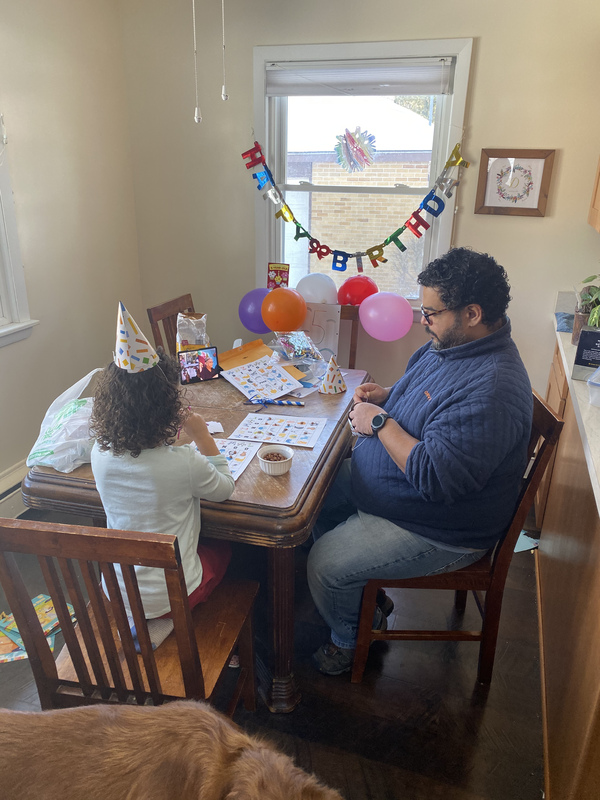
[183,413,220,456]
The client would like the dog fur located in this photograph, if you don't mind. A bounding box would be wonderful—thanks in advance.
[0,701,344,800]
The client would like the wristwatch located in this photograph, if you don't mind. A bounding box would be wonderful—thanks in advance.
[371,412,391,437]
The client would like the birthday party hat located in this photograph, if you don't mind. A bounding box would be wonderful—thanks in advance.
[114,302,159,372]
[319,355,347,394]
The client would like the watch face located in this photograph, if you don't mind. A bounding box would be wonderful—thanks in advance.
[371,413,388,432]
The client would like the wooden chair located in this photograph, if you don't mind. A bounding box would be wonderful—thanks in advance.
[351,390,563,686]
[147,294,196,356]
[0,519,258,715]
[340,305,360,370]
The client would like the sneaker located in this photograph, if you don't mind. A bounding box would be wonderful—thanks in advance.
[372,606,388,632]
[376,589,394,617]
[312,642,355,676]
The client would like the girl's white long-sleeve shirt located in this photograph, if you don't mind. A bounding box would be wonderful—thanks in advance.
[91,442,235,617]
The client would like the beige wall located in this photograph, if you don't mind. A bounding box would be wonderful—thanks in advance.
[0,0,142,481]
[119,0,600,392]
[2,0,600,480]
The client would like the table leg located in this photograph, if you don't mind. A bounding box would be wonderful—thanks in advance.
[259,546,301,713]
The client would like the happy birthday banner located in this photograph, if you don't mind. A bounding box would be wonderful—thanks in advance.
[241,142,470,273]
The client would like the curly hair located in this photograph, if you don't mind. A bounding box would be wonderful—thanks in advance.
[90,349,186,457]
[417,247,511,326]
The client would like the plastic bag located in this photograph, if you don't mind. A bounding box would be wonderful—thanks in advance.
[26,368,103,473]
[176,312,209,352]
[268,331,324,367]
[276,331,322,361]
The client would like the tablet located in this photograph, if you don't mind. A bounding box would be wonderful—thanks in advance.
[178,346,220,385]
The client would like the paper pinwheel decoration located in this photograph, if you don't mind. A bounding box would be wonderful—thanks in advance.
[335,127,376,173]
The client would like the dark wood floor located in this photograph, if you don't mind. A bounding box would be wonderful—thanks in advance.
[0,509,543,800]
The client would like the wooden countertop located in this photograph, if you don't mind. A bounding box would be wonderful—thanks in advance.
[554,327,600,512]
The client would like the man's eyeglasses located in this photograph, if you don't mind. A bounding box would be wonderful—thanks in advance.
[420,305,450,325]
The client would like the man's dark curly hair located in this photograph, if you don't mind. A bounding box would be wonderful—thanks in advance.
[417,247,511,326]
[90,348,186,457]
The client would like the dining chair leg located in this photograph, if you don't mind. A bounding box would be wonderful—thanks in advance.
[350,583,379,684]
[238,613,257,712]
[476,591,503,684]
[454,590,468,612]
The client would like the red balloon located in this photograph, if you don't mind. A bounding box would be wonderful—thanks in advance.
[337,275,379,305]
[261,287,307,332]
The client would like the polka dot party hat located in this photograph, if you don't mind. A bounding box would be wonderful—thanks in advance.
[114,302,159,372]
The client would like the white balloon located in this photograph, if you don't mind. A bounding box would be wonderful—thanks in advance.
[295,273,338,304]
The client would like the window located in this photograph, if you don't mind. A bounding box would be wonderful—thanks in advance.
[253,40,472,299]
[0,115,37,347]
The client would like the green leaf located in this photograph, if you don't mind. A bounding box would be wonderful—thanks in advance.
[589,306,600,327]
[583,274,599,283]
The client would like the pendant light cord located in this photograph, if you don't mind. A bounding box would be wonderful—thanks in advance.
[192,0,201,122]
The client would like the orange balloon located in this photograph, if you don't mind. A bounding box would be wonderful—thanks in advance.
[261,287,307,332]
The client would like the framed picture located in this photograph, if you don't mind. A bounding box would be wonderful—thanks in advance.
[474,148,555,217]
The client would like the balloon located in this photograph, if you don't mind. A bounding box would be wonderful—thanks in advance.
[359,292,413,342]
[337,275,378,306]
[261,287,307,332]
[238,288,271,333]
[295,273,338,304]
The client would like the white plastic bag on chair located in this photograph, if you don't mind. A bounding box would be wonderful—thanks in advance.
[26,368,103,473]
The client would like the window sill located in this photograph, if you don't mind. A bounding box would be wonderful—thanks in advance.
[0,319,39,348]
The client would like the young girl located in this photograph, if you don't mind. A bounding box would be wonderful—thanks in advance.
[89,302,235,625]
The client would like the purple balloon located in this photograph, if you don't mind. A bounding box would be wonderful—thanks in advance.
[359,292,413,341]
[239,288,271,333]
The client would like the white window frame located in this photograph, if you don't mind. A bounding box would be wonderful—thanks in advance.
[252,39,473,292]
[0,117,38,347]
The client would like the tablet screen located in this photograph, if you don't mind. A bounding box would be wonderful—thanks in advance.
[178,347,220,384]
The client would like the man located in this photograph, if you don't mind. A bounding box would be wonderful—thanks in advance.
[308,247,533,675]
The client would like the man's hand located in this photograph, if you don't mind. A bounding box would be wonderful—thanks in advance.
[353,382,390,406]
[348,402,382,436]
[349,396,419,472]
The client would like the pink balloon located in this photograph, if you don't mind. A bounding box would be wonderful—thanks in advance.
[359,293,413,341]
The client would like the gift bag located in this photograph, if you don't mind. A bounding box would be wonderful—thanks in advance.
[26,368,103,473]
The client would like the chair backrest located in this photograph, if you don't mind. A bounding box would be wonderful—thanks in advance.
[147,294,195,356]
[0,518,204,709]
[490,390,564,579]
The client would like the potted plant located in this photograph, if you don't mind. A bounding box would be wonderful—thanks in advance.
[573,275,600,344]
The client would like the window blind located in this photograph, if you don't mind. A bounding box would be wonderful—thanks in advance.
[265,58,455,97]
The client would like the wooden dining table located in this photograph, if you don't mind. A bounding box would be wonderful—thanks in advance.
[21,368,368,712]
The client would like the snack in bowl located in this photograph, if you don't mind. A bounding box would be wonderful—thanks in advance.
[257,445,294,475]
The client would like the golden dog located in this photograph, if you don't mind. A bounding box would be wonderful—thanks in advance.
[0,701,344,800]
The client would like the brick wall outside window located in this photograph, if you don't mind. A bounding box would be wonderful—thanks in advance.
[294,159,431,296]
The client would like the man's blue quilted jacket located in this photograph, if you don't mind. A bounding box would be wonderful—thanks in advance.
[351,320,533,550]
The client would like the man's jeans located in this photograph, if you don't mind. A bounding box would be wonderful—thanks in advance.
[307,459,486,649]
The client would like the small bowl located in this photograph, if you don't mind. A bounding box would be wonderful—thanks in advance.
[257,445,294,476]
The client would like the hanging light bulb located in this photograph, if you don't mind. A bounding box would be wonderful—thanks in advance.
[221,0,228,101]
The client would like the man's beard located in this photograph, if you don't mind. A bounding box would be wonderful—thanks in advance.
[426,314,469,350]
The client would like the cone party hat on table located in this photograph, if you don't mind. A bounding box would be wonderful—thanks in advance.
[319,355,347,394]
[114,302,159,372]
